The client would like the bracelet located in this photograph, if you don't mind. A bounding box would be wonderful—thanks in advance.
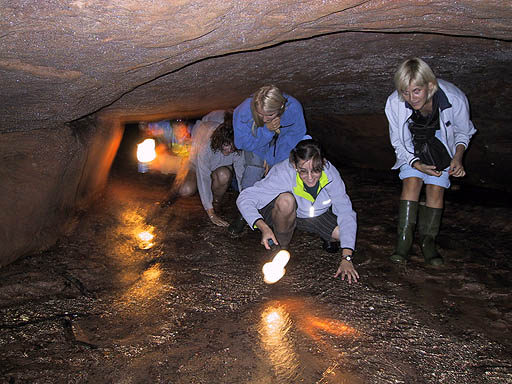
[341,255,353,262]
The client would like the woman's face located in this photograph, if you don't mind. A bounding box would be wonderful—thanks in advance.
[221,143,234,156]
[255,105,280,124]
[296,159,322,187]
[401,81,433,112]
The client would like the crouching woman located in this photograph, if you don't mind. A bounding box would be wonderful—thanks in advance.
[236,139,359,283]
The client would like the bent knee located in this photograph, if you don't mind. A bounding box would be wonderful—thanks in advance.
[275,193,297,214]
[213,167,232,185]
[179,183,196,197]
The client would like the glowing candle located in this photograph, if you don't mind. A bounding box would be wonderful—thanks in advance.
[262,250,291,284]
[137,138,156,163]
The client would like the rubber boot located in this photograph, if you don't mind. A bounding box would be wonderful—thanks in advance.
[390,200,418,263]
[418,205,444,266]
[228,214,246,235]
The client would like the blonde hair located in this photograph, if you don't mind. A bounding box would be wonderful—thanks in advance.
[394,58,438,101]
[249,85,287,133]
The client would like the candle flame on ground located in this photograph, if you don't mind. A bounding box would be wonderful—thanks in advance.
[263,250,290,284]
[137,138,156,163]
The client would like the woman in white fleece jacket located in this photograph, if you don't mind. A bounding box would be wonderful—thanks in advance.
[385,58,476,266]
[236,139,359,283]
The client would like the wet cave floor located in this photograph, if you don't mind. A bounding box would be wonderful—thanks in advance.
[1,162,511,384]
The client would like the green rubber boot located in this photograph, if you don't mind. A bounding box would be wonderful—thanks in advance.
[418,205,444,266]
[390,200,418,263]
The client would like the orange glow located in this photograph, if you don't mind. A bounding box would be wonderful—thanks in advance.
[262,250,290,284]
[258,299,360,382]
[259,304,299,380]
[137,138,156,162]
[138,231,154,242]
[122,263,164,302]
[304,316,358,338]
[137,227,155,250]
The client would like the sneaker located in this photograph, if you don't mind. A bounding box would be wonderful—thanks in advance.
[322,239,339,254]
[228,215,246,235]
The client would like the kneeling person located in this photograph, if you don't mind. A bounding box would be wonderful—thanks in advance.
[180,111,245,226]
[236,139,359,283]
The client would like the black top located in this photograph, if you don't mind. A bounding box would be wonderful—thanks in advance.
[303,180,320,200]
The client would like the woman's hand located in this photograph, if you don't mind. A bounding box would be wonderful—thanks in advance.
[206,209,229,227]
[413,161,442,177]
[334,258,359,284]
[449,145,466,177]
[255,219,278,249]
[266,116,281,132]
[448,157,466,177]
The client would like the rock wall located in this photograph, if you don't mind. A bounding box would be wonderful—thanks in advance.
[0,117,122,267]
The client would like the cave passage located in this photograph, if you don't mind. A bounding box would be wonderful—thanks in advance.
[0,123,511,383]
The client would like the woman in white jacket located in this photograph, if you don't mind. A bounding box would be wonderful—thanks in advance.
[385,58,476,265]
[236,139,359,283]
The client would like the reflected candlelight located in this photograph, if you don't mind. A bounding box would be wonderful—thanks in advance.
[137,228,155,249]
[259,303,299,381]
[138,231,154,242]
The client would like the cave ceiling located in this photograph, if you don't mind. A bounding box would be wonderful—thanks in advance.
[1,0,511,132]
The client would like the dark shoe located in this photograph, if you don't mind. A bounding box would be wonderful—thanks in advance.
[160,192,179,208]
[322,239,339,254]
[418,205,444,266]
[390,200,418,263]
[228,214,246,235]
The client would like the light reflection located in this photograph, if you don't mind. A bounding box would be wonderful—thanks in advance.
[137,228,155,249]
[258,299,359,382]
[124,263,163,302]
[259,303,300,381]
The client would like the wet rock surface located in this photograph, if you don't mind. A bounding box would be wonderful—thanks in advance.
[1,160,511,383]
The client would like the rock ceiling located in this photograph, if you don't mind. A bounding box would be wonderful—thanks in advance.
[1,0,511,131]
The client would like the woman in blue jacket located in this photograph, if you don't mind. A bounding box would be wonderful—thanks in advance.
[385,58,476,266]
[229,85,307,234]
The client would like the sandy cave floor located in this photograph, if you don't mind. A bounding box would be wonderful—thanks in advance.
[0,160,511,384]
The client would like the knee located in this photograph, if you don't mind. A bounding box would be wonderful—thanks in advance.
[213,167,232,185]
[275,193,297,216]
[402,177,423,198]
[179,182,196,197]
[425,185,445,205]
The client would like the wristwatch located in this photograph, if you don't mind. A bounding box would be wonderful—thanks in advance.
[342,255,353,262]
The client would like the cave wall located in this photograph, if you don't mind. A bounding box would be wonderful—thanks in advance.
[0,117,122,266]
[1,1,511,266]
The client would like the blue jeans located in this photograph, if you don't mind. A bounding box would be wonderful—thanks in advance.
[241,151,265,190]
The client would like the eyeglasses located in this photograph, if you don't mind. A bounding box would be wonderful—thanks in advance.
[297,168,322,177]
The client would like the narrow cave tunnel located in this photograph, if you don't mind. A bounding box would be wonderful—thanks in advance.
[1,1,512,382]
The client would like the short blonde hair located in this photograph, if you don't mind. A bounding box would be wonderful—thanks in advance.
[394,58,438,101]
[250,85,287,128]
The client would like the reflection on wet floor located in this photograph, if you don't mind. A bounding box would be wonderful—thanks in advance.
[137,229,155,250]
[257,298,361,383]
[259,301,300,382]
